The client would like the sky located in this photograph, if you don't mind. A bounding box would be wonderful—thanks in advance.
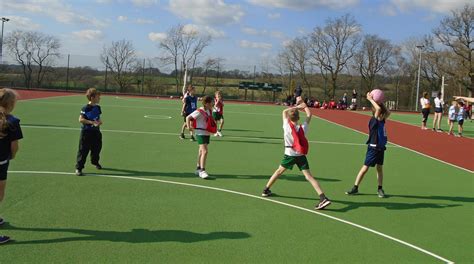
[0,0,471,70]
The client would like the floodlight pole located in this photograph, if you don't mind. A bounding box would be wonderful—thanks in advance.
[415,45,424,112]
[0,17,10,65]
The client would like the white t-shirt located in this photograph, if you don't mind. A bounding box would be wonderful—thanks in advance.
[448,106,457,120]
[420,98,430,109]
[434,97,444,108]
[283,119,308,156]
[190,108,212,136]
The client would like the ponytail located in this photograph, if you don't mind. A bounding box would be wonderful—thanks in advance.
[0,88,18,137]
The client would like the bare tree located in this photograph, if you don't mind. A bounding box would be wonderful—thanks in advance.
[284,37,312,97]
[275,50,295,96]
[434,4,473,94]
[355,34,393,91]
[100,39,137,92]
[310,14,361,98]
[31,32,61,87]
[201,57,218,95]
[5,30,60,88]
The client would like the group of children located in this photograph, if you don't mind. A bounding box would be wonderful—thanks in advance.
[420,91,469,137]
[0,85,409,243]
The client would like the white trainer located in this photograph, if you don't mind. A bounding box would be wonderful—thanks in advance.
[195,169,201,176]
[199,170,209,179]
[216,131,223,137]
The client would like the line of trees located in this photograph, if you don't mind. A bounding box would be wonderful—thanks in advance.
[2,4,472,107]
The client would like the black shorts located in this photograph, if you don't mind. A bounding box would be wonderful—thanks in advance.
[183,113,192,122]
[434,107,443,113]
[458,119,464,126]
[364,147,384,167]
[0,161,10,181]
[421,108,430,122]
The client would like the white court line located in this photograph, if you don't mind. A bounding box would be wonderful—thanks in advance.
[9,170,454,264]
[313,115,473,174]
[144,115,173,120]
[21,125,394,147]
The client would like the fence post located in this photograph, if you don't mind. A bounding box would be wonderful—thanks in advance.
[142,58,145,95]
[66,54,70,91]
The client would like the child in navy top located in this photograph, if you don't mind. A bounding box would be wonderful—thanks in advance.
[456,101,465,137]
[346,92,390,198]
[0,88,23,244]
[75,88,103,176]
[180,85,198,141]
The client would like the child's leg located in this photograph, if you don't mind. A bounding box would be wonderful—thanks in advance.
[354,165,370,186]
[265,166,286,189]
[181,122,187,134]
[432,114,437,129]
[301,169,324,195]
[76,132,91,170]
[458,123,463,134]
[90,132,102,165]
[437,113,442,129]
[219,118,224,131]
[0,180,6,203]
[376,164,384,186]
[448,121,453,134]
[198,144,208,169]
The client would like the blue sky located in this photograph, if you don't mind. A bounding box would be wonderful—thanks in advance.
[1,0,470,69]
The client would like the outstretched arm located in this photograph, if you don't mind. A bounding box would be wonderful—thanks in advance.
[366,92,381,119]
[454,96,474,103]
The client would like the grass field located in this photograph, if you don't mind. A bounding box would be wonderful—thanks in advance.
[1,95,472,263]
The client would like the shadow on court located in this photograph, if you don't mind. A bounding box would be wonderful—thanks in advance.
[2,223,250,245]
[87,167,340,183]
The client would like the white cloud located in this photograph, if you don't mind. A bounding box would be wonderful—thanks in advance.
[131,0,159,7]
[383,0,471,15]
[242,27,259,35]
[4,16,41,30]
[247,0,359,10]
[2,0,107,28]
[72,30,104,41]
[268,13,281,19]
[183,24,225,38]
[118,16,128,22]
[240,40,272,49]
[135,18,155,24]
[242,27,285,39]
[169,0,244,25]
[148,32,167,42]
[379,5,397,16]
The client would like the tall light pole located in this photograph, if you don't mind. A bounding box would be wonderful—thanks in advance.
[0,17,10,65]
[415,45,424,111]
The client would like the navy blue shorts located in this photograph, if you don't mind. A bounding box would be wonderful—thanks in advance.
[0,162,9,181]
[364,147,385,167]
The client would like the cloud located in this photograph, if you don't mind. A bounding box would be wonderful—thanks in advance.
[2,0,107,28]
[117,16,128,22]
[246,0,359,10]
[383,0,471,15]
[148,32,167,42]
[135,18,154,24]
[241,27,285,39]
[242,27,259,35]
[169,0,244,25]
[240,40,272,49]
[267,13,281,19]
[183,24,225,38]
[131,0,159,7]
[3,16,41,30]
[72,29,104,41]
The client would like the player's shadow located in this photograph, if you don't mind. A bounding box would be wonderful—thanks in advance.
[90,167,340,182]
[214,139,280,145]
[2,223,250,245]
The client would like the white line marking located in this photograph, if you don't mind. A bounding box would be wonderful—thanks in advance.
[314,115,473,173]
[9,170,454,264]
[21,125,394,147]
[144,115,173,120]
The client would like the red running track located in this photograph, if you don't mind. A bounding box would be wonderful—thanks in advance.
[312,109,474,172]
[14,89,77,100]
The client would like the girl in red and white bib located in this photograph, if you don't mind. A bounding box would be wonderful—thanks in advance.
[261,97,331,210]
[212,90,224,137]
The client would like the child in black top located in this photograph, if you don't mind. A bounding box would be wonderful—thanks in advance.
[75,88,103,176]
[0,88,23,244]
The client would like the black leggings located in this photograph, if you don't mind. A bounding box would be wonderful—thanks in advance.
[422,108,430,123]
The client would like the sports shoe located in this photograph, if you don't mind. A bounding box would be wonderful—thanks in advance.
[315,198,331,210]
[0,236,10,244]
[378,188,386,198]
[261,188,272,197]
[345,187,359,195]
[436,129,443,133]
[199,170,209,179]
[75,169,83,176]
[455,134,462,137]
[179,133,185,140]
[93,163,102,170]
[216,131,223,137]
[194,169,201,176]
[0,218,4,225]
[190,136,196,142]
[432,128,436,131]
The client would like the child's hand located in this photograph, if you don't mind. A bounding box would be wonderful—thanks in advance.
[366,92,373,100]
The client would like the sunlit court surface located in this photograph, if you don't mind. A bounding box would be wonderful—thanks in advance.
[0,93,470,263]
[0,1,473,263]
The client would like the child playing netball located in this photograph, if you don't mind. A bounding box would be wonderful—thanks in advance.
[186,96,216,179]
[346,90,390,198]
[447,101,457,135]
[261,97,331,210]
[213,90,224,137]
[180,85,197,141]
[0,89,23,244]
[75,88,103,176]
[456,101,465,137]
